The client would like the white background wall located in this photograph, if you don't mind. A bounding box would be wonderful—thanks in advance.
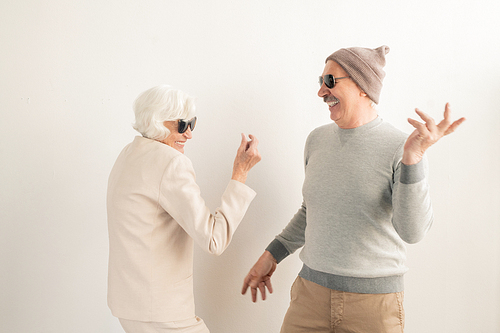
[1,1,499,332]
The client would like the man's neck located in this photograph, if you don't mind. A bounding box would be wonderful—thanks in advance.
[336,106,378,129]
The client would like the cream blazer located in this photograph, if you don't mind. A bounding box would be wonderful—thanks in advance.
[107,136,256,322]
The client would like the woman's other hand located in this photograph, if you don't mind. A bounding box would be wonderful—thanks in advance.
[231,134,261,183]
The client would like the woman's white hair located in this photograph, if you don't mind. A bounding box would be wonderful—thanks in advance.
[132,84,196,141]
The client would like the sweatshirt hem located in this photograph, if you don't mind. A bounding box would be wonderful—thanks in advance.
[299,264,404,294]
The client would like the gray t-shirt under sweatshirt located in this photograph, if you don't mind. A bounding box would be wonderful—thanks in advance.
[266,116,433,294]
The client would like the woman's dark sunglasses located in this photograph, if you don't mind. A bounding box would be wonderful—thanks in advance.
[318,74,350,89]
[178,117,197,134]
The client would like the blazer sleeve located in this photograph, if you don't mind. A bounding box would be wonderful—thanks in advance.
[158,154,256,255]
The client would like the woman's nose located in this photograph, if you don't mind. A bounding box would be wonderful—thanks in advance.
[183,127,193,139]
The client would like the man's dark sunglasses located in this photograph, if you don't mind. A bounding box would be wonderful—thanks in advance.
[178,117,197,134]
[318,74,350,89]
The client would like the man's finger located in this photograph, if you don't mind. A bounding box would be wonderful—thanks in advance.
[407,118,428,134]
[415,109,437,132]
[241,279,249,295]
[251,287,257,303]
[264,279,273,294]
[258,282,266,301]
[444,118,466,136]
[443,103,451,120]
[435,104,453,133]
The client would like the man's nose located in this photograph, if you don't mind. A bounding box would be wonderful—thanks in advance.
[318,84,329,98]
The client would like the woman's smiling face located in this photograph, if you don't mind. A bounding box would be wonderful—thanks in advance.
[161,120,193,154]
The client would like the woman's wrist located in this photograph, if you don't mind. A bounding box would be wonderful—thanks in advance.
[231,171,247,183]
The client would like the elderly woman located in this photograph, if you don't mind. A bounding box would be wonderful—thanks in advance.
[107,85,261,333]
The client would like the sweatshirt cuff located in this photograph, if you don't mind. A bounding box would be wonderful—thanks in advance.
[400,159,426,184]
[265,239,290,264]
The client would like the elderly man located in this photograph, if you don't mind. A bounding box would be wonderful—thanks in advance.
[242,46,465,332]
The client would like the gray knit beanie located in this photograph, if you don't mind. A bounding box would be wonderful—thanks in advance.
[325,45,390,104]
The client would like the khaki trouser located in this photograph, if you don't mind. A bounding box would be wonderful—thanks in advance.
[280,276,405,333]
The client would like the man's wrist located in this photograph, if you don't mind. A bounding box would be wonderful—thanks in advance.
[263,250,277,264]
[402,151,423,165]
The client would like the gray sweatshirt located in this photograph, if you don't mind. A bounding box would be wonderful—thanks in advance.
[267,117,433,293]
